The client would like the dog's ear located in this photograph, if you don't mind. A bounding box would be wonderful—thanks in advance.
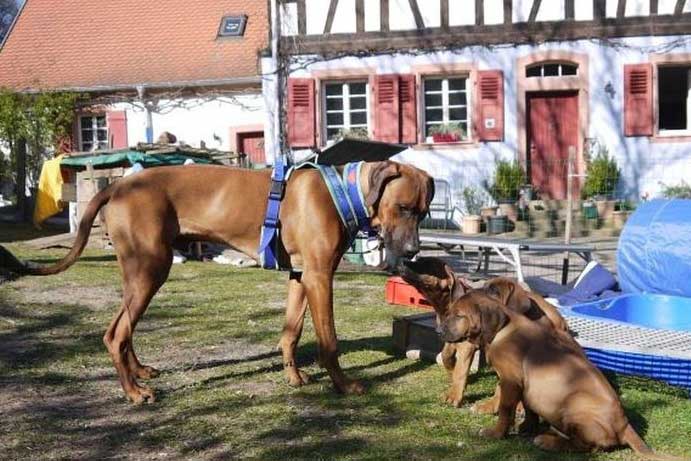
[365,161,401,207]
[474,296,510,345]
[399,257,457,315]
[485,279,515,306]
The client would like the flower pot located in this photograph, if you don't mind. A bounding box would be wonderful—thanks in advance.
[595,200,616,221]
[582,202,598,220]
[498,201,518,223]
[480,206,498,222]
[487,215,508,235]
[462,215,482,235]
[432,133,459,143]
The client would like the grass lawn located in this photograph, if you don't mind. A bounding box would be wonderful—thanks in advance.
[1,225,690,460]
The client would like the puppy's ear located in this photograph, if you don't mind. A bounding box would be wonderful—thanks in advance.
[365,161,401,207]
[485,279,515,306]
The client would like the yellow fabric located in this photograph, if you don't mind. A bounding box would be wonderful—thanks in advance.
[33,155,65,226]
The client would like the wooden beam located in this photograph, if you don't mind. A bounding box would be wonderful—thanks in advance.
[594,0,606,20]
[674,0,685,15]
[297,0,306,35]
[356,0,365,32]
[324,0,339,34]
[617,0,627,18]
[504,0,512,24]
[441,0,449,29]
[381,0,389,31]
[408,0,425,29]
[565,0,575,19]
[476,0,484,25]
[528,0,542,22]
[650,0,658,15]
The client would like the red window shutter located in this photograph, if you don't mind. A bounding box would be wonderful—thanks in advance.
[287,78,316,148]
[399,74,418,144]
[476,70,504,142]
[373,74,400,143]
[106,110,128,149]
[624,64,653,137]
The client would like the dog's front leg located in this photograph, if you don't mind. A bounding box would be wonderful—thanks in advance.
[279,272,310,386]
[302,270,365,395]
[479,380,521,439]
[444,341,476,407]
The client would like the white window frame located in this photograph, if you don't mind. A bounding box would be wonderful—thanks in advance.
[657,66,691,137]
[526,62,579,78]
[422,75,472,142]
[322,80,370,142]
[79,114,109,152]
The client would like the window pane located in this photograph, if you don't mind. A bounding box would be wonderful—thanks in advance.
[326,98,343,111]
[659,66,689,131]
[97,129,108,141]
[544,64,559,77]
[449,107,468,122]
[81,129,93,141]
[350,96,366,110]
[97,141,109,150]
[327,112,344,126]
[425,108,443,122]
[424,79,442,92]
[425,124,441,137]
[449,78,466,91]
[526,66,541,77]
[96,116,107,128]
[449,92,467,106]
[350,111,367,125]
[325,84,343,96]
[82,142,93,151]
[562,64,578,76]
[424,93,442,107]
[80,117,92,129]
[327,128,341,139]
[349,82,366,95]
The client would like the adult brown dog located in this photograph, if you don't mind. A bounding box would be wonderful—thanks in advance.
[438,289,678,458]
[399,257,569,408]
[1,161,433,403]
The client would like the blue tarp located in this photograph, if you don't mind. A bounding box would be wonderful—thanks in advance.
[617,199,691,297]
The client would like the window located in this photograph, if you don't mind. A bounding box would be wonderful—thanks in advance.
[80,115,108,152]
[218,15,247,37]
[323,81,369,140]
[658,66,691,133]
[423,76,470,140]
[526,62,578,78]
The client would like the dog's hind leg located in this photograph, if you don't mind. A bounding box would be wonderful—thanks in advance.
[279,272,310,387]
[103,247,172,404]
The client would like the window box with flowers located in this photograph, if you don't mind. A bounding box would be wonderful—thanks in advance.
[428,122,465,143]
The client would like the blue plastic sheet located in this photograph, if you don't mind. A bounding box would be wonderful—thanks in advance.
[617,199,691,296]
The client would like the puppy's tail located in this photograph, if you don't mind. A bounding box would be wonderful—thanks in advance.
[621,424,687,461]
[0,184,113,276]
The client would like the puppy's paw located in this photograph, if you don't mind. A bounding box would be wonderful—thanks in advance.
[470,398,497,415]
[444,390,463,408]
[479,427,505,440]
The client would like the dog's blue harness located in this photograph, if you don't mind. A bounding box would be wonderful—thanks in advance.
[258,158,376,270]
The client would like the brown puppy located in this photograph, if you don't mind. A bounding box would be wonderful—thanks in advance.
[440,290,675,458]
[1,161,433,403]
[399,258,569,408]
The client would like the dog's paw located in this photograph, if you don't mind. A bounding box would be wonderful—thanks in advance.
[127,385,156,405]
[286,369,311,387]
[470,399,497,415]
[479,427,505,440]
[338,379,366,395]
[444,390,463,408]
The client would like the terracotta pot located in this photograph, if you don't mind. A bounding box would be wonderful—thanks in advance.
[498,202,518,223]
[463,215,482,235]
[480,206,498,222]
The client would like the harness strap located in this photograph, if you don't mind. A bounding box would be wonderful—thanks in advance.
[258,154,287,269]
[343,162,376,237]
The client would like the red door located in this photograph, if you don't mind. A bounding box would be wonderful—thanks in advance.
[527,92,579,200]
[238,131,265,164]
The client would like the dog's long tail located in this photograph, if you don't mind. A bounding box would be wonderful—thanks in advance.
[0,184,113,276]
[621,423,687,461]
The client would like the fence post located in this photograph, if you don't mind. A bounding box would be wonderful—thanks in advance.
[562,147,576,284]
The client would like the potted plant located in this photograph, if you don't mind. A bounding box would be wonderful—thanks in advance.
[660,180,691,199]
[582,145,620,222]
[429,123,464,143]
[489,160,526,222]
[336,127,370,141]
[460,186,485,235]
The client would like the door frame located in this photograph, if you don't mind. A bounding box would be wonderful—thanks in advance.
[516,51,589,189]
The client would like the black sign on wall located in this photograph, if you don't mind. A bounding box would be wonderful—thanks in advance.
[219,15,247,37]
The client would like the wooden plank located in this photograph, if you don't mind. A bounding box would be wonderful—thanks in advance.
[650,0,658,15]
[504,0,512,24]
[408,0,425,29]
[528,0,542,22]
[324,0,339,34]
[356,0,365,32]
[476,0,484,25]
[566,0,575,19]
[60,183,76,202]
[675,0,685,15]
[617,0,627,18]
[297,0,306,35]
[594,0,607,19]
[381,0,390,31]
[441,0,450,29]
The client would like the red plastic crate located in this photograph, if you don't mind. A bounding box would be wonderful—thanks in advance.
[385,276,433,309]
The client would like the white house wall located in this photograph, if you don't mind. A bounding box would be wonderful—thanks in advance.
[279,0,672,35]
[113,94,264,151]
[262,35,691,206]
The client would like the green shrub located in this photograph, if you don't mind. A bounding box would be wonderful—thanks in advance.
[490,160,526,202]
[660,180,691,199]
[582,147,620,199]
[461,186,489,215]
